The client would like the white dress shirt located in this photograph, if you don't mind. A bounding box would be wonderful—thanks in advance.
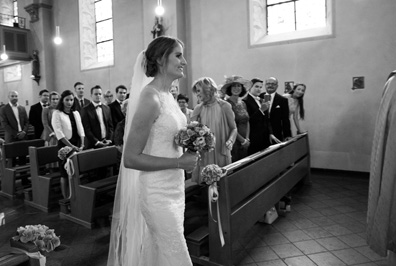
[93,102,107,139]
[9,102,22,131]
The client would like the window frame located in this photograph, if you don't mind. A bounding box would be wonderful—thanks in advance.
[248,0,335,47]
[79,0,114,71]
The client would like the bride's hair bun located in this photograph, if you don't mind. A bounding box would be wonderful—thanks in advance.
[145,36,184,77]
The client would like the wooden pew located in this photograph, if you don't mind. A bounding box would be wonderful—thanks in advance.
[187,133,311,266]
[60,146,118,228]
[0,139,45,198]
[24,146,62,212]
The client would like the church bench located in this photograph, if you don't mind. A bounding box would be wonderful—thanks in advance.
[188,133,311,266]
[24,146,62,212]
[60,146,118,228]
[0,139,45,198]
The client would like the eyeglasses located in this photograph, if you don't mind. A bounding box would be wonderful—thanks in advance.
[266,82,277,86]
[104,95,113,98]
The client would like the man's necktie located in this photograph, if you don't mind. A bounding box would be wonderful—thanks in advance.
[96,105,102,109]
[80,100,84,107]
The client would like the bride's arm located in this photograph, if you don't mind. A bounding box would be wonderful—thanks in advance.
[123,88,196,171]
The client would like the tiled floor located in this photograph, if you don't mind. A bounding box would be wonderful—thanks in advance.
[0,169,390,266]
[233,170,388,266]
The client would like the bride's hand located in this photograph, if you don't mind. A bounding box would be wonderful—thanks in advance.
[178,151,199,171]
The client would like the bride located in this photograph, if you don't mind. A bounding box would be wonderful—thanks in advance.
[107,36,198,265]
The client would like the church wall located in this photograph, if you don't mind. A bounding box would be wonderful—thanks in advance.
[186,0,396,172]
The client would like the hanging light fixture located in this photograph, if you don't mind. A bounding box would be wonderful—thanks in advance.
[53,26,62,45]
[0,45,8,60]
[155,0,165,17]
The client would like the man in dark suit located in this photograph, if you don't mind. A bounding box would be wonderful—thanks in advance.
[72,82,90,113]
[0,91,30,169]
[81,85,114,149]
[244,78,276,155]
[261,77,291,141]
[29,89,49,139]
[108,85,127,129]
[0,91,29,143]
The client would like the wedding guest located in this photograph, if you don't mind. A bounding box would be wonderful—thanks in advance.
[0,91,29,144]
[191,77,237,183]
[108,36,197,265]
[113,99,128,153]
[177,94,193,123]
[170,79,179,100]
[72,82,90,113]
[221,76,251,162]
[283,83,306,135]
[81,85,113,149]
[29,89,50,139]
[109,85,127,129]
[41,91,60,146]
[52,90,85,199]
[367,70,396,265]
[262,77,291,141]
[244,78,279,155]
[104,90,114,105]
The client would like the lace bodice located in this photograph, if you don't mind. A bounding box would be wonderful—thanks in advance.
[143,90,186,158]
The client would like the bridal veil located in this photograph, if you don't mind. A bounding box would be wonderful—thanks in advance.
[107,51,153,265]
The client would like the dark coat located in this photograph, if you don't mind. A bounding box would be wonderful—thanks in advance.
[243,94,272,155]
[29,102,44,139]
[108,100,125,129]
[261,92,291,141]
[0,104,29,142]
[72,97,90,113]
[81,102,114,149]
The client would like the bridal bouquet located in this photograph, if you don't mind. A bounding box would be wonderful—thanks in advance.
[58,146,76,161]
[174,121,215,152]
[12,224,61,253]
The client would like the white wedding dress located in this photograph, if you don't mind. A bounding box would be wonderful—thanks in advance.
[138,89,192,266]
[108,51,192,266]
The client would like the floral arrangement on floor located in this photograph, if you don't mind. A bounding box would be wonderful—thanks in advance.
[12,224,61,253]
[201,164,227,247]
[174,121,215,152]
[57,146,76,161]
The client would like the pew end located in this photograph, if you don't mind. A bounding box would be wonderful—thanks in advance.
[188,133,311,266]
[0,139,45,199]
[60,146,119,229]
[24,146,62,212]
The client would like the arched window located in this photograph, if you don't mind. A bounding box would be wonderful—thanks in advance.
[249,0,334,47]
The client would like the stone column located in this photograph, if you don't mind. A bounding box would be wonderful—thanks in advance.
[24,0,55,90]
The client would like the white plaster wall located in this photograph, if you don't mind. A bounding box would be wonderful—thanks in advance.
[186,0,396,172]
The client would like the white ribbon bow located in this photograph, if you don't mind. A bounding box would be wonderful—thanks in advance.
[208,182,225,247]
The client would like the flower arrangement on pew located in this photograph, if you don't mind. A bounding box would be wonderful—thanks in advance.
[11,224,61,253]
[201,164,227,247]
[58,146,77,161]
[174,121,215,153]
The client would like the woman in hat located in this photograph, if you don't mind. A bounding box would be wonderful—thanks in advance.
[222,76,251,162]
[191,77,237,184]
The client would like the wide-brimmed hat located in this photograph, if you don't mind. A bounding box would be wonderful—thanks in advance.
[221,76,251,98]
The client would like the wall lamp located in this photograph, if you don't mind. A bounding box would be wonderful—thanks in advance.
[53,26,62,45]
[0,45,8,60]
[152,0,165,39]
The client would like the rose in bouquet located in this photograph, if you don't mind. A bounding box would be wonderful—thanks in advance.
[12,224,61,253]
[58,146,76,161]
[174,121,215,152]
